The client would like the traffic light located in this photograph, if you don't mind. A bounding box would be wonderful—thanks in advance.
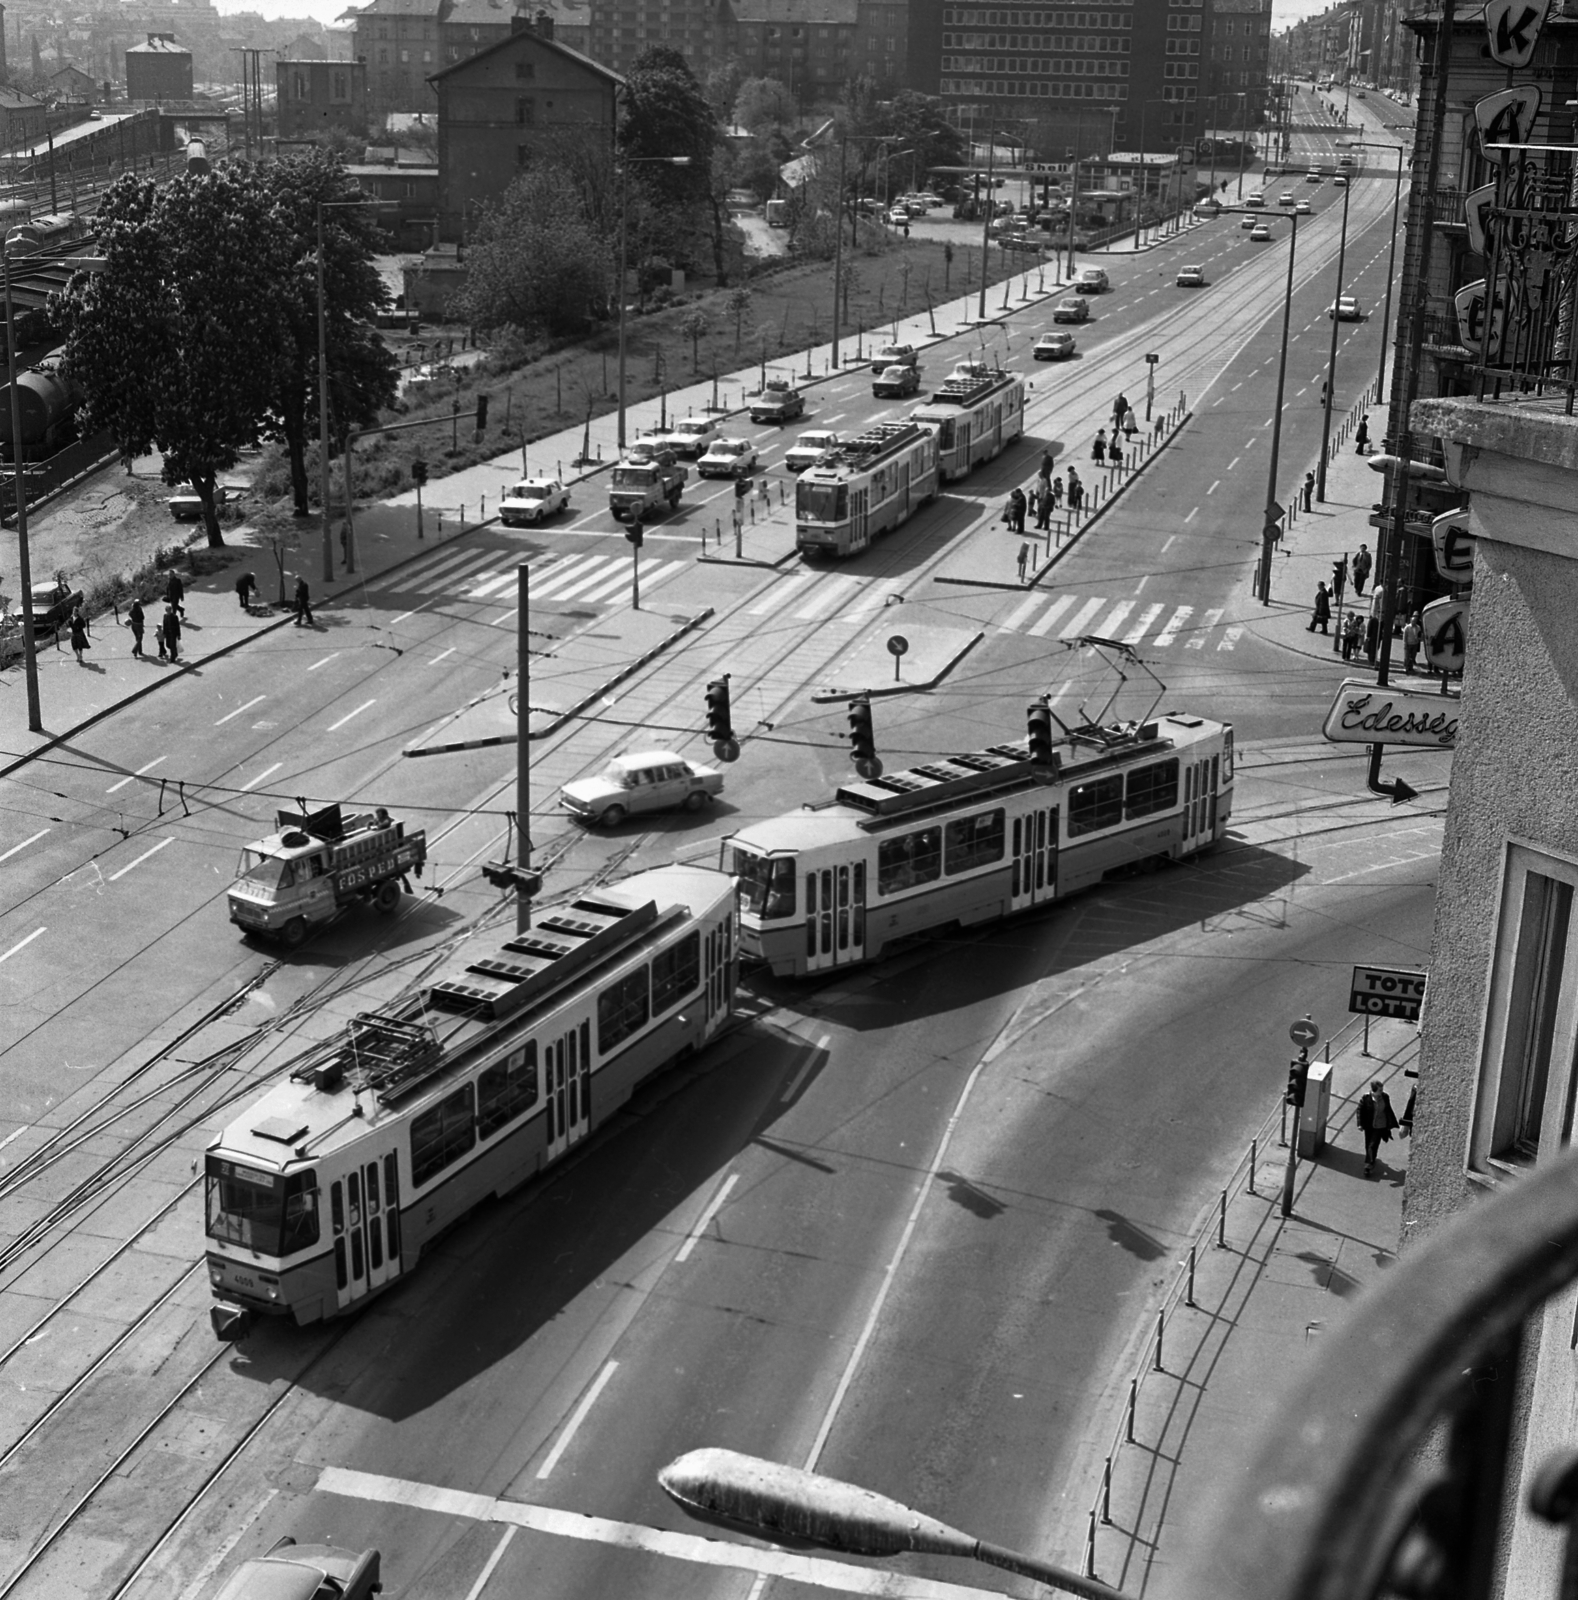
[625,517,644,547]
[705,678,733,745]
[1026,697,1054,766]
[482,861,543,897]
[475,393,490,432]
[412,458,428,486]
[1285,1056,1310,1109]
[734,477,751,499]
[848,694,876,765]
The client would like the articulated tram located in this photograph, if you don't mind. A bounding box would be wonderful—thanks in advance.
[794,419,940,558]
[205,863,735,1333]
[726,714,1234,977]
[909,361,1027,481]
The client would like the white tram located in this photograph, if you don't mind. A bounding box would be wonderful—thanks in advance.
[204,864,736,1333]
[794,419,939,558]
[727,715,1234,977]
[909,361,1027,481]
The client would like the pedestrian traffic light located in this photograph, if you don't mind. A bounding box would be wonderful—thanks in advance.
[848,693,876,766]
[412,458,428,486]
[1286,1056,1310,1109]
[734,477,751,499]
[475,393,490,432]
[1026,696,1054,767]
[625,518,644,547]
[705,677,733,744]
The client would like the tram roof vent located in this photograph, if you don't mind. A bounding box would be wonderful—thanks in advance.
[253,1115,310,1145]
[837,749,1038,818]
[831,420,921,467]
[927,373,1002,407]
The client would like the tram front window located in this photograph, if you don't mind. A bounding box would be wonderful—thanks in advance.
[236,849,295,891]
[733,849,797,919]
[205,1157,319,1255]
[796,483,847,524]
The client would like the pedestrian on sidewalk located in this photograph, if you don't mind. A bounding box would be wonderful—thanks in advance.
[1352,542,1372,595]
[1307,580,1332,634]
[69,608,89,666]
[1402,612,1423,674]
[1357,1079,1399,1176]
[160,602,181,663]
[1107,435,1124,469]
[1121,405,1138,441]
[293,575,314,627]
[1331,555,1347,603]
[1067,469,1084,512]
[1302,471,1315,513]
[165,570,186,619]
[1039,447,1055,484]
[1341,610,1362,660]
[1009,486,1027,533]
[1355,413,1370,454]
[236,572,257,612]
[1091,429,1106,466]
[1017,541,1030,580]
[125,597,145,658]
[1111,392,1129,429]
[1035,484,1052,530]
[1050,473,1064,509]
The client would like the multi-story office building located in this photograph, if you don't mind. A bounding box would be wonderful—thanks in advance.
[1203,0,1269,126]
[584,0,732,80]
[728,0,915,102]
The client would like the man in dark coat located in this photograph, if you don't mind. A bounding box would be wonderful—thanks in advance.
[165,570,186,618]
[125,597,145,658]
[1307,580,1331,634]
[160,602,181,662]
[293,575,314,627]
[1357,1079,1398,1176]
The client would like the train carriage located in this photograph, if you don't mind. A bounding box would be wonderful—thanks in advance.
[794,419,939,558]
[205,863,736,1334]
[727,714,1234,977]
[908,361,1026,481]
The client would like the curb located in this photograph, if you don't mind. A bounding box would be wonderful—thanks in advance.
[808,628,985,703]
[697,544,800,569]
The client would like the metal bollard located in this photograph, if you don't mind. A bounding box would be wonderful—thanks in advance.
[1248,1139,1257,1194]
[1186,1245,1197,1307]
[1217,1189,1227,1248]
[1101,1457,1113,1525]
[481,494,486,518]
[1126,1376,1137,1443]
[1153,1308,1165,1372]
[1085,1510,1098,1580]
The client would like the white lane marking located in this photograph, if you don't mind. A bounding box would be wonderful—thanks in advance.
[535,1359,619,1481]
[1058,596,1107,639]
[1227,456,1241,470]
[388,600,434,627]
[315,1467,1009,1600]
[240,762,282,793]
[1218,625,1243,651]
[0,829,49,864]
[1027,594,1077,637]
[749,574,813,616]
[528,553,611,600]
[108,837,174,882]
[1000,594,1045,632]
[0,1126,29,1154]
[307,653,341,672]
[1184,506,1198,523]
[466,571,516,599]
[1207,480,1221,495]
[820,411,847,423]
[781,1034,830,1103]
[1095,600,1134,636]
[1231,381,1243,390]
[1124,603,1164,644]
[0,928,45,965]
[430,647,457,665]
[462,1527,518,1600]
[1187,607,1225,647]
[1212,396,1224,407]
[365,547,487,592]
[795,575,860,622]
[107,756,164,794]
[1161,535,1176,552]
[326,699,376,732]
[1153,606,1193,647]
[578,559,684,606]
[214,695,266,727]
[675,1171,739,1263]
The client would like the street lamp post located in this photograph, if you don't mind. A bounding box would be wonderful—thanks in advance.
[660,1449,1136,1600]
[1257,207,1300,604]
[977,125,997,321]
[616,154,692,453]
[4,251,42,732]
[1314,159,1353,501]
[1341,138,1407,400]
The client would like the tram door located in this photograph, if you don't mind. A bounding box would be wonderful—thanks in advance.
[545,1021,593,1161]
[1010,805,1060,912]
[1179,756,1220,854]
[330,1149,402,1311]
[849,488,870,553]
[804,860,866,973]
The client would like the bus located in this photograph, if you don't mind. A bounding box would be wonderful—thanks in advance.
[909,361,1026,482]
[765,198,790,227]
[204,863,737,1334]
[794,419,939,559]
[726,714,1234,977]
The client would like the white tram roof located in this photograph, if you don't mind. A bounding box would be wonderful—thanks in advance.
[915,365,1020,412]
[211,862,733,1172]
[730,715,1223,853]
[803,419,928,479]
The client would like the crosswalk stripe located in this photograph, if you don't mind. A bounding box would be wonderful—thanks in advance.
[531,553,616,600]
[1028,595,1077,637]
[1186,608,1224,648]
[750,575,812,616]
[467,571,519,599]
[1152,606,1193,647]
[1058,597,1107,639]
[1218,626,1243,651]
[838,579,904,623]
[1000,594,1046,633]
[1123,604,1164,644]
[367,547,492,592]
[1094,600,1134,637]
[795,575,859,622]
[582,559,684,604]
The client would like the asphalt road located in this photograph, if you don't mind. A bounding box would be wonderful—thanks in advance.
[0,96,1427,1600]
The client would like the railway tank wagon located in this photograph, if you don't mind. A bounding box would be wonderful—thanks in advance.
[205,863,737,1336]
[727,714,1234,977]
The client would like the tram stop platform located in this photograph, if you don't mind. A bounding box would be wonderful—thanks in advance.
[809,605,986,703]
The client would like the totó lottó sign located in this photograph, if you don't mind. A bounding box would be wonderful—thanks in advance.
[1322,679,1459,749]
[1350,965,1427,1021]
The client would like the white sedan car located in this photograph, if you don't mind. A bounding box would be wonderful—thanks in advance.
[498,476,570,526]
[1329,295,1364,321]
[664,417,720,458]
[784,430,843,472]
[697,437,759,478]
[562,750,725,827]
[1032,331,1078,359]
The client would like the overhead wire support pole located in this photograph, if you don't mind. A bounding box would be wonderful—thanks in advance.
[1315,160,1353,501]
[4,251,42,732]
[316,205,334,584]
[977,122,995,322]
[1258,208,1299,604]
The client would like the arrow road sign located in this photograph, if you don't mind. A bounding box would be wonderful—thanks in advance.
[1290,1017,1321,1048]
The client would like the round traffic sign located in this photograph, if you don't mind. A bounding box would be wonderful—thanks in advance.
[887,634,909,658]
[1289,1016,1321,1047]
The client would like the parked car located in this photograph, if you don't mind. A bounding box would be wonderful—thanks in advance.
[21,577,82,631]
[697,437,759,478]
[870,343,918,374]
[562,750,724,827]
[1176,263,1208,287]
[1329,295,1364,320]
[887,206,912,226]
[784,430,843,472]
[1074,266,1110,293]
[1001,231,1043,252]
[168,484,239,522]
[498,477,570,526]
[212,1539,381,1600]
[873,364,922,398]
[663,417,720,458]
[1249,222,1273,242]
[1032,331,1078,360]
[1052,296,1090,324]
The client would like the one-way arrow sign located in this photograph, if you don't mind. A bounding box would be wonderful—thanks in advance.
[1485,0,1548,67]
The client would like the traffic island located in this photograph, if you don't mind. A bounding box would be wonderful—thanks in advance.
[809,622,985,703]
[696,484,801,569]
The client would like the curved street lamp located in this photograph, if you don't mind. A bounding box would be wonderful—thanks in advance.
[659,1447,1136,1600]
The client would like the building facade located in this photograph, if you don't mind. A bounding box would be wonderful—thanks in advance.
[0,85,45,147]
[1203,0,1270,126]
[584,0,732,81]
[124,32,193,100]
[427,15,620,238]
[276,57,370,139]
[349,0,445,123]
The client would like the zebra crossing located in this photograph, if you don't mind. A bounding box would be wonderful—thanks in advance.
[363,544,684,614]
[1003,593,1240,650]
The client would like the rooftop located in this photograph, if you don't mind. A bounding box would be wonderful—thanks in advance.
[731,0,859,20]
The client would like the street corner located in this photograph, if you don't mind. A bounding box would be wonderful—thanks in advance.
[811,624,984,702]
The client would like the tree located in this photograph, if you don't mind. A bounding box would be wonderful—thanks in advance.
[734,76,795,134]
[702,60,744,122]
[53,167,291,547]
[726,285,753,354]
[678,306,709,372]
[258,152,399,517]
[450,165,610,341]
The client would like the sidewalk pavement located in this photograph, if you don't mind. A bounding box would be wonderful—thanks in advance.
[1082,1011,1418,1599]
